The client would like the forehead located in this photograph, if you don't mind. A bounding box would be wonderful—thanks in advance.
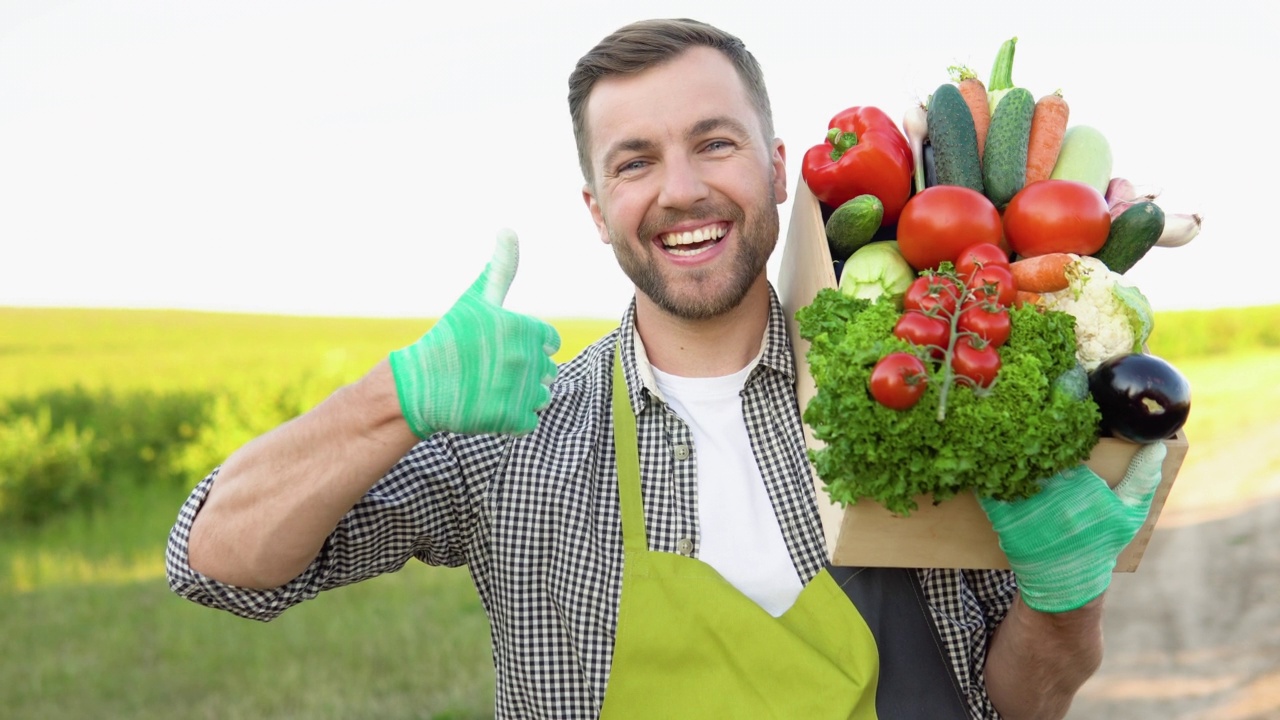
[583,47,759,161]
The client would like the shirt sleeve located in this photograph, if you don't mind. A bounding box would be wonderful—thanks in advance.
[165,434,503,622]
[920,568,1018,719]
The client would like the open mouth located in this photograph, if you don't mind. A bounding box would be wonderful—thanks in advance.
[658,223,729,257]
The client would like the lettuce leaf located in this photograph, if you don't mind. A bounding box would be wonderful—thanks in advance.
[796,289,1101,516]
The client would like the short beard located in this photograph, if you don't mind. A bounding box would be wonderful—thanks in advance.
[608,187,779,322]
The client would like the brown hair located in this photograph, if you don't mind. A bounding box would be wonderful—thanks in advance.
[567,18,774,185]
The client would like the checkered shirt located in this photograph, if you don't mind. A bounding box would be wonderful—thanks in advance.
[166,286,1016,719]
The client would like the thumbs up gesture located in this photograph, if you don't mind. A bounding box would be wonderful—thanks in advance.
[977,442,1168,614]
[389,229,562,438]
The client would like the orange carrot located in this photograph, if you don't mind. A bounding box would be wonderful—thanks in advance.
[1014,291,1043,308]
[1024,90,1070,184]
[1009,253,1073,293]
[949,66,991,158]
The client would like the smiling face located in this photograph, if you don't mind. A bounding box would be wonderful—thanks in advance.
[581,47,787,322]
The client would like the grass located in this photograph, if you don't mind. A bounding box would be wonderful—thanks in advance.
[1,305,1276,718]
[1,469,498,718]
[5,564,493,719]
[1161,349,1280,453]
[1,483,184,593]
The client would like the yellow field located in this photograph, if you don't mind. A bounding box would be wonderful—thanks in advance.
[0,307,615,397]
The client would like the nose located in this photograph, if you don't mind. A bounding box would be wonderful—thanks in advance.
[656,154,710,210]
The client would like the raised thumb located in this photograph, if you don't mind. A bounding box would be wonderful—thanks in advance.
[480,228,520,307]
[1113,441,1167,507]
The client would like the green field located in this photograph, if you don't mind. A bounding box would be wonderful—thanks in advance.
[2,304,1277,718]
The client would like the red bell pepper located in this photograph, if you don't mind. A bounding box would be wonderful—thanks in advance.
[801,106,914,225]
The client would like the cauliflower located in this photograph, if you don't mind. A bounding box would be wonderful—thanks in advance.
[1038,255,1154,371]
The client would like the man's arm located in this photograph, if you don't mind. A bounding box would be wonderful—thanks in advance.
[179,231,560,592]
[187,360,417,589]
[977,442,1167,718]
[984,594,1104,719]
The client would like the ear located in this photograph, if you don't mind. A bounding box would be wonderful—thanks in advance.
[582,184,611,245]
[771,139,788,205]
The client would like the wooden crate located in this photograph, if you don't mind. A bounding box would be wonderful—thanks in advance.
[777,180,1189,572]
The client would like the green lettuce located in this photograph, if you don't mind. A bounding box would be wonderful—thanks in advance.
[795,289,1101,516]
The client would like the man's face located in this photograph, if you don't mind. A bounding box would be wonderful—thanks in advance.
[581,47,787,322]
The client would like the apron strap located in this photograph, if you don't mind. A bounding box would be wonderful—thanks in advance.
[827,566,972,719]
[612,342,648,554]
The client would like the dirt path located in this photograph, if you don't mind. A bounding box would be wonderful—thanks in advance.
[1067,420,1280,719]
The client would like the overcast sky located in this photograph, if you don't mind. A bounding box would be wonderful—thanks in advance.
[1,0,1273,319]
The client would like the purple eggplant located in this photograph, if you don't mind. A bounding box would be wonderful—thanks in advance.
[1088,353,1191,444]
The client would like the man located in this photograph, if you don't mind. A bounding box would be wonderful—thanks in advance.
[167,18,1166,719]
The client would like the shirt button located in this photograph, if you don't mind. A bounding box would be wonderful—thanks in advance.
[676,538,694,556]
[673,444,690,461]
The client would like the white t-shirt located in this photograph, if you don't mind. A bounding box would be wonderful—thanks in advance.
[650,364,804,617]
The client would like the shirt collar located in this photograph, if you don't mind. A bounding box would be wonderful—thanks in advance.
[615,283,795,414]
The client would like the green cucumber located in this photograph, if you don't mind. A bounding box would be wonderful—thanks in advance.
[1050,125,1112,195]
[925,83,984,193]
[1093,201,1165,274]
[825,194,884,262]
[981,86,1034,208]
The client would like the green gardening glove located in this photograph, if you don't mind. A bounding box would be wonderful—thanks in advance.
[977,442,1167,614]
[388,229,561,438]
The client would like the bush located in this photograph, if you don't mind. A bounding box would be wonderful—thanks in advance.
[1150,304,1280,359]
[0,409,97,526]
[0,368,351,528]
[3,387,213,492]
[171,370,348,483]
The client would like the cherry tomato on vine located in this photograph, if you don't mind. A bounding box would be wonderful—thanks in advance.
[954,242,1011,279]
[903,275,960,316]
[957,301,1011,347]
[893,311,950,357]
[951,336,1002,388]
[869,352,929,410]
[966,264,1017,307]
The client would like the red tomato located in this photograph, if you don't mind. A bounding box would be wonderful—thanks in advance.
[896,186,1004,271]
[1003,179,1111,257]
[957,301,1011,347]
[966,264,1017,306]
[869,352,929,410]
[951,337,1002,388]
[893,311,951,357]
[954,242,1011,278]
[903,275,960,316]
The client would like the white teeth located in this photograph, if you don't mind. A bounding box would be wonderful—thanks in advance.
[661,225,727,248]
[668,245,709,257]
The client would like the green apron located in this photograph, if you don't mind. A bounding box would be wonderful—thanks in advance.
[599,348,881,719]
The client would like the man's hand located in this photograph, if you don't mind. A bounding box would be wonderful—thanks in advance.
[389,229,561,438]
[978,442,1167,614]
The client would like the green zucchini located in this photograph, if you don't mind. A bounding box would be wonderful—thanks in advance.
[981,86,1035,208]
[1050,125,1113,195]
[1093,201,1165,274]
[987,36,1018,112]
[926,83,984,193]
